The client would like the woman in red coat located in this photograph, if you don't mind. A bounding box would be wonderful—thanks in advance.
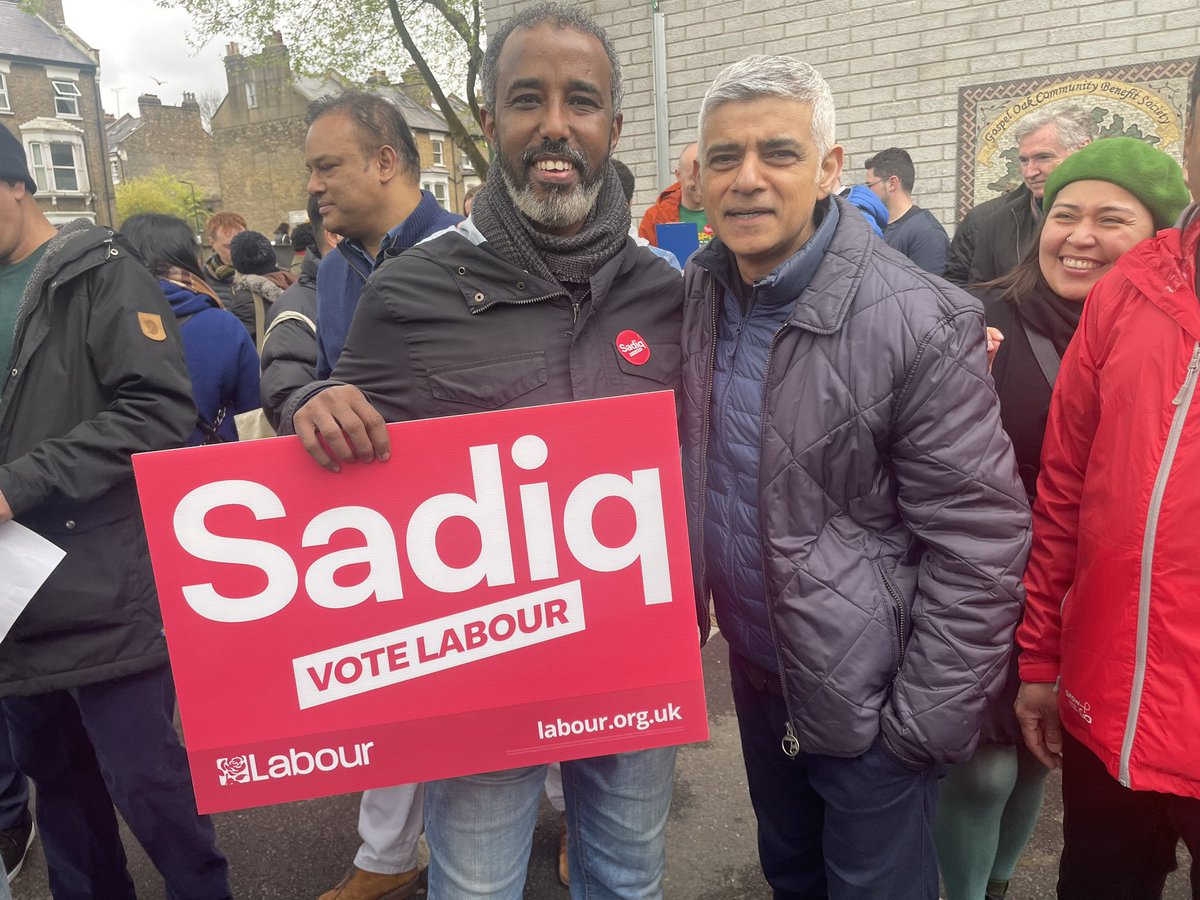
[1016,109,1200,896]
[935,136,1189,900]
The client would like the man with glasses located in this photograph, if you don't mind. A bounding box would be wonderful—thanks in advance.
[864,147,949,276]
[945,106,1093,287]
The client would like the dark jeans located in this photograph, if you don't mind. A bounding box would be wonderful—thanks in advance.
[1059,730,1200,899]
[3,665,230,900]
[730,652,941,900]
[0,709,29,830]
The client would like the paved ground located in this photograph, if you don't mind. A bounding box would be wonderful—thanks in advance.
[10,633,1190,899]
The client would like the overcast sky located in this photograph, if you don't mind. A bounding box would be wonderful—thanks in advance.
[62,0,235,117]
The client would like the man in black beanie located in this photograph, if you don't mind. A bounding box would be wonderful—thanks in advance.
[228,229,296,344]
[0,121,231,898]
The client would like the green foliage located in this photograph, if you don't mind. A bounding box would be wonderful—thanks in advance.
[115,169,209,229]
[158,0,489,174]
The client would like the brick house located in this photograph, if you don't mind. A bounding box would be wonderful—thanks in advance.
[0,0,115,225]
[106,91,221,210]
[210,33,477,233]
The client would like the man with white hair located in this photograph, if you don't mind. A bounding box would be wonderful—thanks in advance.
[945,105,1094,286]
[679,56,1031,897]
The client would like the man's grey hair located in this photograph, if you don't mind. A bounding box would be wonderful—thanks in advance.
[1012,105,1094,152]
[698,55,836,160]
[482,2,623,115]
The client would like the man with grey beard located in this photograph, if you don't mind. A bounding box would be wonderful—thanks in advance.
[281,4,695,898]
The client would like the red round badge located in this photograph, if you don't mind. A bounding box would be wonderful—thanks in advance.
[615,329,651,366]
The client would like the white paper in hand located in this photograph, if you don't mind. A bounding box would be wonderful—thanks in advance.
[0,520,65,643]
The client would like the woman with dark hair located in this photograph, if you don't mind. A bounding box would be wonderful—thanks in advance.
[933,138,1189,900]
[121,213,261,445]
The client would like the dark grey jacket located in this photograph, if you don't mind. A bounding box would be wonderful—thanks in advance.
[681,197,1031,768]
[0,222,196,695]
[260,252,318,431]
[944,185,1038,287]
[282,219,687,433]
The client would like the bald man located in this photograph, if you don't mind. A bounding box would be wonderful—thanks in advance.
[638,142,707,245]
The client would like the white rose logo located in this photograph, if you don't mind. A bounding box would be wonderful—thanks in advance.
[217,756,250,785]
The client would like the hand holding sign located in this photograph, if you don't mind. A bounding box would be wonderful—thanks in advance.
[293,384,391,471]
[133,392,708,813]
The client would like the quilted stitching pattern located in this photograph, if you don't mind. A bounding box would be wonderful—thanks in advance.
[682,198,1031,766]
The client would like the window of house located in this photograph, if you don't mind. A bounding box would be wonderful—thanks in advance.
[0,74,10,113]
[431,138,444,167]
[29,141,83,193]
[461,151,473,171]
[245,82,257,109]
[52,80,81,118]
[110,159,120,184]
[422,180,449,208]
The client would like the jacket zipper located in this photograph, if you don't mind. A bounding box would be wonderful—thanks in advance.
[877,563,907,670]
[760,319,801,758]
[694,280,719,640]
[469,291,565,315]
[1118,340,1200,787]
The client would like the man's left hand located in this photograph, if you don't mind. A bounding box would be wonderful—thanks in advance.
[0,489,11,524]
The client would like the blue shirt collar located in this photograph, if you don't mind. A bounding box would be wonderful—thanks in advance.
[342,190,450,271]
[745,197,840,308]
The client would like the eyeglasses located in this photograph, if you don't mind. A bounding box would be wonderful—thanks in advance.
[864,178,889,188]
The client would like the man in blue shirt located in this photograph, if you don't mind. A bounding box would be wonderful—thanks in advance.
[304,91,461,379]
[302,90,458,900]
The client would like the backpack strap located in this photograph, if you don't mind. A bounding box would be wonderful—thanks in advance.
[1019,316,1062,389]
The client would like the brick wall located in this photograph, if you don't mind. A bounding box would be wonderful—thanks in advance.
[481,0,1200,233]
[119,96,221,203]
[212,116,311,236]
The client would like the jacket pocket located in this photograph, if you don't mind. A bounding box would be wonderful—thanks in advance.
[875,561,908,671]
[613,342,682,392]
[428,352,548,410]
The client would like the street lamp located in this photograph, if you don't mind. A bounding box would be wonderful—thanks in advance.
[177,178,201,239]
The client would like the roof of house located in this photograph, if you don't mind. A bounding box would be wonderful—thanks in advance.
[0,2,94,68]
[289,71,448,135]
[105,112,143,147]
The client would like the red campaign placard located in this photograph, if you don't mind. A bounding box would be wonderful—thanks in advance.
[132,391,708,814]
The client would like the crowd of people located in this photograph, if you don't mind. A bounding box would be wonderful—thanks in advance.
[0,4,1199,899]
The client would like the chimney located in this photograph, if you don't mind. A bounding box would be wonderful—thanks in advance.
[137,93,162,113]
[366,70,389,87]
[270,30,284,44]
[225,42,241,58]
[181,91,200,111]
[37,0,67,26]
[103,113,115,124]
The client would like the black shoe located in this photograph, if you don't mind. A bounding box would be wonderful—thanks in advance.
[0,808,35,884]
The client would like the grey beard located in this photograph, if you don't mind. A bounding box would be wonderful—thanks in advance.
[500,166,604,230]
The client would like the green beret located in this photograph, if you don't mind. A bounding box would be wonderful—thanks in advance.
[1041,136,1190,230]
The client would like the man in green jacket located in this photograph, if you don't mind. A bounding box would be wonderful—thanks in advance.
[0,122,230,899]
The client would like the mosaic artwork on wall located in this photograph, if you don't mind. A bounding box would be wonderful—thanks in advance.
[956,58,1196,222]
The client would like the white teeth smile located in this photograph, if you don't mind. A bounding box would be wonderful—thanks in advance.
[1062,258,1102,270]
[536,159,573,171]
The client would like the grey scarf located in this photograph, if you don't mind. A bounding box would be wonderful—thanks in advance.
[471,162,630,288]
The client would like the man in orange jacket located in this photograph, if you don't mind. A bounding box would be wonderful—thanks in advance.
[637,142,705,245]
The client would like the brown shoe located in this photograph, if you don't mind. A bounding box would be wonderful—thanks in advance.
[319,865,426,900]
[557,813,569,886]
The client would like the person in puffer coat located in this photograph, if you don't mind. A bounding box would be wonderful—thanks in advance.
[681,56,1030,900]
[122,213,261,444]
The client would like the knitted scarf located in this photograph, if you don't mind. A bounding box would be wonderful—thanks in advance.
[471,162,630,288]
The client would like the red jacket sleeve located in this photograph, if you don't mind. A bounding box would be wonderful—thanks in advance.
[1016,284,1105,682]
